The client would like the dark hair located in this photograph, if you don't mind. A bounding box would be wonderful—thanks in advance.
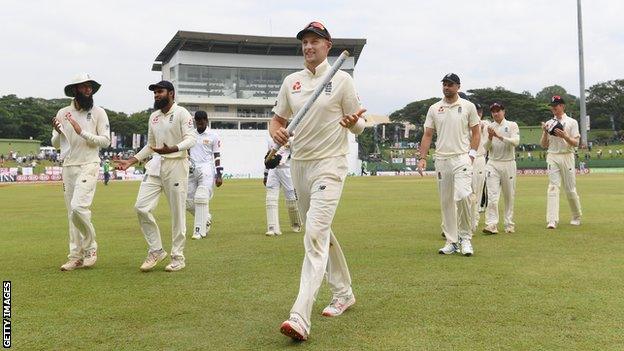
[194,110,208,120]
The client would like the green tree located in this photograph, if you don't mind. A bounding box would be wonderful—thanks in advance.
[586,79,624,131]
[468,87,551,125]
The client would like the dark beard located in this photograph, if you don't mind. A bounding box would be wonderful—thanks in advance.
[74,92,94,111]
[153,98,169,110]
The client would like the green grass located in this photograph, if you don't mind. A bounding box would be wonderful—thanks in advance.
[2,175,624,350]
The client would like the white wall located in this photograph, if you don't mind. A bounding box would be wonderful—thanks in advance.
[169,51,356,70]
[217,129,361,178]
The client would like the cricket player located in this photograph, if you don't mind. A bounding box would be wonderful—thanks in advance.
[187,110,223,240]
[51,73,110,271]
[540,95,582,229]
[471,103,489,230]
[263,138,302,236]
[482,102,519,234]
[418,73,480,256]
[116,80,196,272]
[271,21,366,341]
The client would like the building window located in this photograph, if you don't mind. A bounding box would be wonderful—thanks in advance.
[241,122,267,130]
[214,105,229,113]
[211,121,238,129]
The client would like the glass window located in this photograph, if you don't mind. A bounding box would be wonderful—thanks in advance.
[214,105,229,113]
[211,121,238,129]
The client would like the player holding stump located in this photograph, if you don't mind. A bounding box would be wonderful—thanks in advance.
[482,102,519,234]
[52,73,111,271]
[263,138,302,236]
[418,73,480,256]
[187,111,223,240]
[540,95,582,229]
[116,80,196,272]
[271,21,366,341]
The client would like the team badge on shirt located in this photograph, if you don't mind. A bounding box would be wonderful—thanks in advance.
[458,106,462,114]
[437,106,445,113]
[87,112,92,121]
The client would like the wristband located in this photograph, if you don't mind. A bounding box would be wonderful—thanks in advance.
[468,149,477,158]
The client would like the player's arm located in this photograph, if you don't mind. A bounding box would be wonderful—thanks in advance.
[554,122,579,147]
[540,122,550,149]
[468,105,480,161]
[503,122,520,146]
[78,109,111,147]
[417,127,434,176]
[339,75,367,135]
[270,115,289,145]
[51,113,62,148]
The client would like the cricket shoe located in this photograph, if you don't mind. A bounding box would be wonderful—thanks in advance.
[165,258,186,272]
[60,258,84,271]
[460,238,474,257]
[546,221,557,229]
[83,249,97,267]
[322,294,356,317]
[438,242,460,255]
[482,224,498,235]
[191,231,202,240]
[291,224,302,233]
[140,249,167,272]
[570,217,581,226]
[280,315,309,341]
[504,225,515,234]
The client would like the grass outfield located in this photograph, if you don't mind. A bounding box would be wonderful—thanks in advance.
[2,174,624,350]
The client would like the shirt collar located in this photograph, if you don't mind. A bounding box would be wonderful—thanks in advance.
[160,102,178,116]
[305,59,330,77]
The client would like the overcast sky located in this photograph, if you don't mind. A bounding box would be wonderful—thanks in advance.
[1,0,622,115]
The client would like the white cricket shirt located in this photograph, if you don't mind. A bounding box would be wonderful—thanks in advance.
[424,97,480,159]
[546,114,580,154]
[485,119,520,161]
[135,103,196,161]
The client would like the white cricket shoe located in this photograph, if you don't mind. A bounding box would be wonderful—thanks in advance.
[60,258,83,271]
[140,249,167,272]
[504,225,515,234]
[546,221,557,229]
[83,249,97,267]
[291,224,302,233]
[322,295,356,317]
[191,231,202,240]
[460,239,474,257]
[482,224,498,235]
[570,217,581,226]
[165,258,186,272]
[438,242,460,255]
[280,315,309,341]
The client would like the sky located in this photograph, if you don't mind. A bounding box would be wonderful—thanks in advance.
[1,0,623,115]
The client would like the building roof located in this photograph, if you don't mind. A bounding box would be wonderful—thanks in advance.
[152,30,367,71]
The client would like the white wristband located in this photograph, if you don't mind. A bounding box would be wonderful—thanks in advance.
[468,149,477,158]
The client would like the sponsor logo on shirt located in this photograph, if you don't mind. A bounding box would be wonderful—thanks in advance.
[152,116,159,124]
[87,112,92,121]
[437,106,445,113]
[169,115,174,123]
[292,81,301,94]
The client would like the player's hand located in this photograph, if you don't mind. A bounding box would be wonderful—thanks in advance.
[151,143,179,154]
[541,121,549,132]
[553,128,568,139]
[115,157,138,171]
[417,158,427,177]
[262,176,267,186]
[52,117,62,134]
[215,174,223,187]
[271,127,290,146]
[340,108,367,128]
[66,115,82,135]
[487,126,497,139]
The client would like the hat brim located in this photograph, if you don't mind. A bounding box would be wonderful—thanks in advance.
[296,28,330,40]
[64,80,101,97]
[549,102,565,106]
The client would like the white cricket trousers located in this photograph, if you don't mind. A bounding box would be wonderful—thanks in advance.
[546,153,582,224]
[62,162,100,260]
[289,156,352,331]
[435,154,474,243]
[134,158,189,262]
[471,155,487,230]
[485,160,517,228]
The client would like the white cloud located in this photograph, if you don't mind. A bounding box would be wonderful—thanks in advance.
[0,0,622,115]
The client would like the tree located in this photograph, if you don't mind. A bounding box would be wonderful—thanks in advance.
[536,85,580,119]
[468,87,551,126]
[586,79,624,131]
[389,97,438,126]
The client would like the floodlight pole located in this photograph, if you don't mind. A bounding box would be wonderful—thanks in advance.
[577,0,588,148]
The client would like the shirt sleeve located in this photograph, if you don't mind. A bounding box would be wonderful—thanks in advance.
[175,109,197,151]
[423,106,435,130]
[79,108,110,148]
[134,121,155,161]
[467,103,480,128]
[212,134,221,154]
[569,119,580,139]
[272,79,293,120]
[340,75,362,116]
[502,122,520,146]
